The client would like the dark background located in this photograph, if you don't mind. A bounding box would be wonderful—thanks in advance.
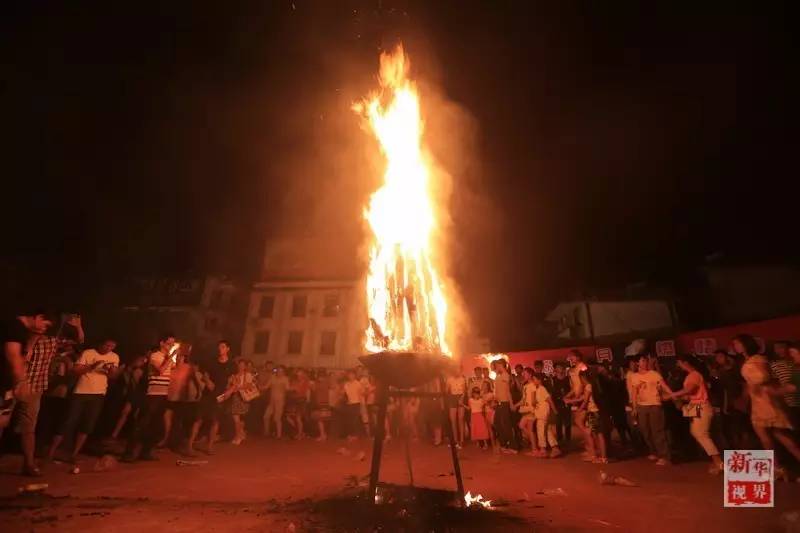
[2,1,795,347]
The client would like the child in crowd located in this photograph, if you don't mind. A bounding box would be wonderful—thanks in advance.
[579,370,608,463]
[468,387,490,449]
[532,372,561,458]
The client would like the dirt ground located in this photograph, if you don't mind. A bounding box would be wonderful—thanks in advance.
[1,438,798,532]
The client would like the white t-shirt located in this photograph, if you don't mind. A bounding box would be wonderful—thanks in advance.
[521,382,537,413]
[74,349,120,395]
[344,379,364,405]
[468,397,485,413]
[630,370,666,406]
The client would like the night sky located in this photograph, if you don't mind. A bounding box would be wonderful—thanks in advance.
[2,1,795,347]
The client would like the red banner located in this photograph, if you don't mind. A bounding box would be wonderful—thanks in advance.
[677,314,800,354]
[465,313,800,368]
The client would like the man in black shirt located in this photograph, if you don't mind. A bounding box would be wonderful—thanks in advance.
[198,340,235,454]
[551,362,572,446]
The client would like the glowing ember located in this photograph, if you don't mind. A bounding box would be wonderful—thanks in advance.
[355,45,449,355]
[464,491,492,508]
[481,353,509,380]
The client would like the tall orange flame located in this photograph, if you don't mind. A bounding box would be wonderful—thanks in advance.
[355,45,449,355]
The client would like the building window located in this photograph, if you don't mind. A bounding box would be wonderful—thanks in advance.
[320,331,337,355]
[322,293,340,317]
[287,331,303,354]
[254,331,270,354]
[291,294,307,318]
[210,289,224,310]
[258,295,275,318]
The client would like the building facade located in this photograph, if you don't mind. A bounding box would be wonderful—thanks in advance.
[98,275,245,359]
[241,280,366,368]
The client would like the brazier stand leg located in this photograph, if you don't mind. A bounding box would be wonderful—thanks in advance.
[439,376,465,502]
[367,381,389,503]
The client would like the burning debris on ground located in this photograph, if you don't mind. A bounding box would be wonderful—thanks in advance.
[302,485,526,532]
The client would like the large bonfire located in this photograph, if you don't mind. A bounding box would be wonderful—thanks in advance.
[354,45,450,356]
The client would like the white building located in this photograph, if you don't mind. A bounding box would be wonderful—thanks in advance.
[241,280,366,368]
[240,237,366,367]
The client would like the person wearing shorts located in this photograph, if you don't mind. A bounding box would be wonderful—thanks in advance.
[564,351,589,454]
[123,334,176,462]
[8,312,80,476]
[48,338,120,464]
[580,371,608,464]
[446,367,467,447]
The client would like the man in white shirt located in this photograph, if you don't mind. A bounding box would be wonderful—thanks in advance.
[630,354,673,465]
[47,338,120,463]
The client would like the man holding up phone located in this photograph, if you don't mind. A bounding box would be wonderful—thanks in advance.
[47,337,120,464]
[14,312,83,476]
[1,310,53,442]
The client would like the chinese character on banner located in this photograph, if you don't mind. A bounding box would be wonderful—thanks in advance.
[724,450,774,507]
[693,337,718,355]
[595,347,612,363]
[542,360,555,376]
[655,340,676,357]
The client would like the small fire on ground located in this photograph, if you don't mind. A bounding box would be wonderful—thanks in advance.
[464,491,491,508]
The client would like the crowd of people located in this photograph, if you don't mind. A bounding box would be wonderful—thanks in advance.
[2,309,800,483]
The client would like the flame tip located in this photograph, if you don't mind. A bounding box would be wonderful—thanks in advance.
[360,45,451,356]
